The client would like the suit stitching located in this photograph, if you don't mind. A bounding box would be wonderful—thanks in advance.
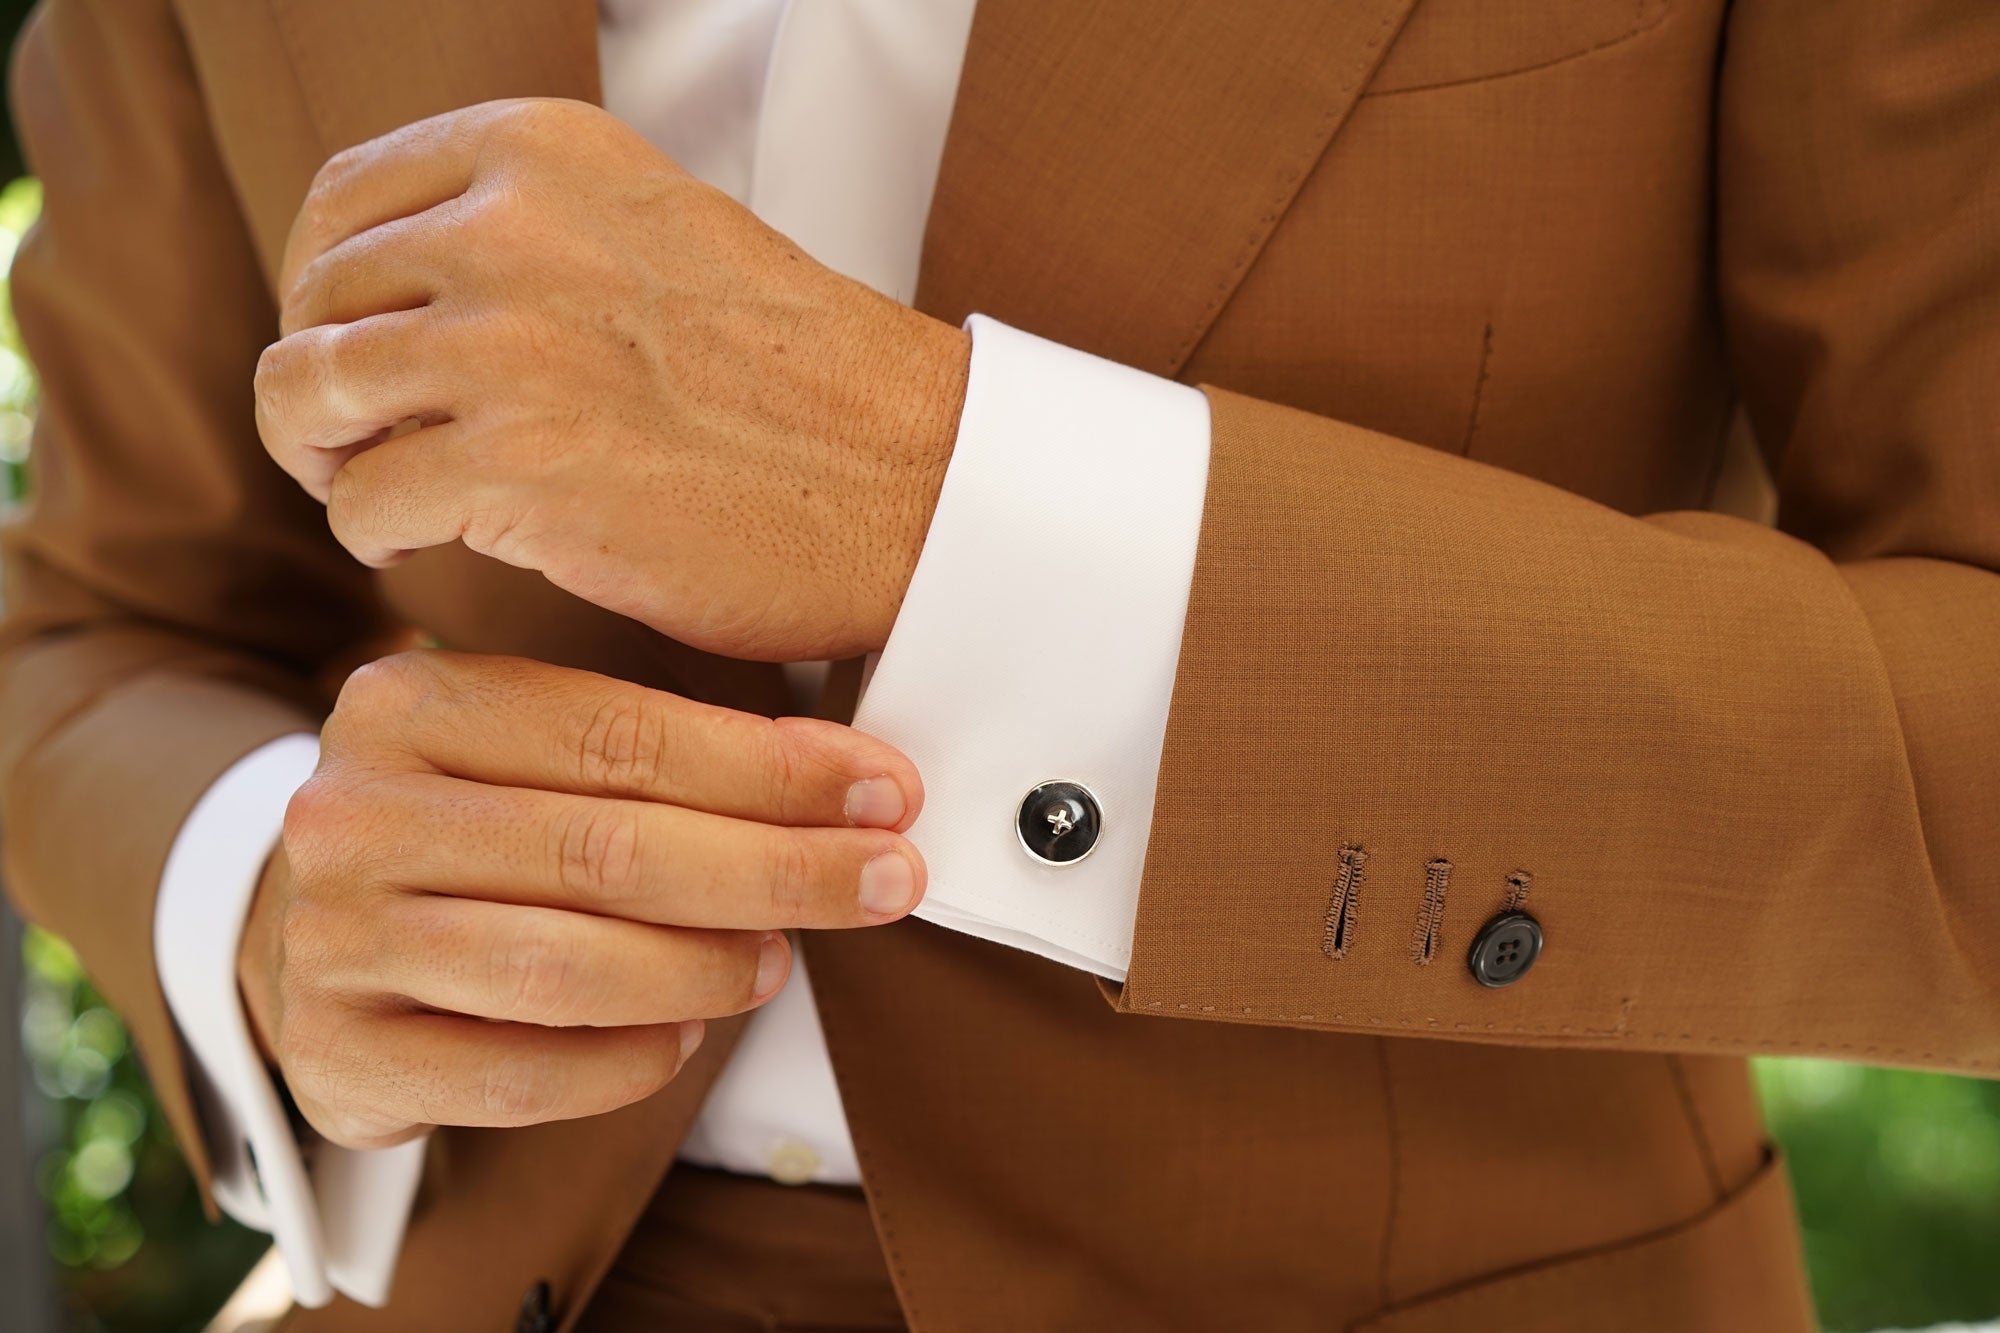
[1665,1055,1726,1202]
[798,952,928,1332]
[1409,859,1451,965]
[262,0,334,157]
[1373,1038,1403,1309]
[1136,999,1986,1069]
[1322,845,1369,959]
[1359,0,1673,101]
[1168,5,1411,374]
[1349,1154,1779,1332]
[1502,870,1533,913]
[1458,323,1494,457]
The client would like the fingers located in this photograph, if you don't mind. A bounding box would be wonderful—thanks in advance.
[324,419,484,564]
[291,1009,701,1148]
[365,895,790,1027]
[337,651,923,831]
[354,771,925,930]
[280,207,454,337]
[280,103,514,297]
[256,310,459,500]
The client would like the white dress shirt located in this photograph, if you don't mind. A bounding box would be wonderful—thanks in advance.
[154,0,1210,1308]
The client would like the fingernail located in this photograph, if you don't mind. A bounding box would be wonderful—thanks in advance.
[844,776,907,829]
[753,933,791,999]
[677,1018,707,1066]
[858,851,918,918]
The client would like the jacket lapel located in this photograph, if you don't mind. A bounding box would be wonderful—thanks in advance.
[264,0,1420,384]
[265,0,601,154]
[916,0,1420,377]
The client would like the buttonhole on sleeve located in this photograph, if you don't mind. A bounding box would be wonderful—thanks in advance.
[1321,845,1368,960]
[1410,858,1452,966]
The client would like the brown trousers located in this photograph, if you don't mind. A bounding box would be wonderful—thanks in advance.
[575,1167,906,1332]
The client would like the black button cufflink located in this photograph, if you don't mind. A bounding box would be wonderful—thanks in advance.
[1017,780,1101,865]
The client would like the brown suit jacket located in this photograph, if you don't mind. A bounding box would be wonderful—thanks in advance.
[5,0,1996,1328]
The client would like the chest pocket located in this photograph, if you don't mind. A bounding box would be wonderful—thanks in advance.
[1369,0,1677,94]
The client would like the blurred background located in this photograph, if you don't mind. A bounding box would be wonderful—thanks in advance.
[0,7,1997,1333]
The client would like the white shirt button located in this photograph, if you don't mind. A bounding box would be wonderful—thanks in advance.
[765,1138,822,1185]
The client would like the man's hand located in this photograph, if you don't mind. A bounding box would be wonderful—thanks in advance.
[237,650,926,1150]
[254,98,971,662]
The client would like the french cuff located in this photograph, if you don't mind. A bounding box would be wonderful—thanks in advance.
[152,734,422,1308]
[852,315,1210,981]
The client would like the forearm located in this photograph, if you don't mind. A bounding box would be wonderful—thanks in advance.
[1113,388,2000,1071]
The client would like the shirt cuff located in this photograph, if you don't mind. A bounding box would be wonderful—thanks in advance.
[152,734,422,1308]
[852,315,1211,980]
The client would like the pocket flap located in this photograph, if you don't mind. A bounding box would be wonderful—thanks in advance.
[1354,1152,1815,1333]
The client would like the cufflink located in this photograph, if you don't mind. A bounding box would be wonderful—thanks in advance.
[1017,780,1102,865]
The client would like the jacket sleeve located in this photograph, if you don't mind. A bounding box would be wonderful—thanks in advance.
[1114,0,2000,1075]
[0,0,393,1202]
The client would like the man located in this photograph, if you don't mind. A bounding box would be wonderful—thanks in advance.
[2,0,1995,1329]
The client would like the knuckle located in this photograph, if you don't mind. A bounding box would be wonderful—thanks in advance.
[252,337,301,409]
[323,460,373,548]
[489,97,564,145]
[282,775,351,862]
[314,1107,395,1151]
[472,179,528,228]
[307,146,364,206]
[485,927,582,1024]
[763,829,818,923]
[476,1054,562,1123]
[281,764,405,889]
[765,717,857,820]
[281,250,332,321]
[571,691,671,794]
[552,800,642,903]
[304,1075,404,1148]
[457,500,535,566]
[337,651,433,718]
[307,322,350,382]
[462,185,541,265]
[275,898,334,977]
[274,1005,348,1099]
[290,193,341,264]
[255,330,343,434]
[464,181,519,233]
[763,717,812,818]
[275,1006,410,1147]
[611,1035,683,1104]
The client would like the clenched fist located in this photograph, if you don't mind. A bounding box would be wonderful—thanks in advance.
[255,97,970,661]
[237,650,926,1150]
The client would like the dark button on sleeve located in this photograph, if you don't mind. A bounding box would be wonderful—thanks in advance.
[1467,912,1542,988]
[516,1280,554,1333]
[1016,780,1102,865]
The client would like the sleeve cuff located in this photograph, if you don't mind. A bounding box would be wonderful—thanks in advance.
[852,314,1211,980]
[152,733,422,1308]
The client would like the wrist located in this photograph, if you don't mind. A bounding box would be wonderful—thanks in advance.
[865,314,970,650]
[237,845,289,1067]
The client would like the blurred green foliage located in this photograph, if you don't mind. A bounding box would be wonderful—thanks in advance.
[3,167,2000,1333]
[1759,1059,2000,1331]
[0,175,37,504]
[21,930,265,1333]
